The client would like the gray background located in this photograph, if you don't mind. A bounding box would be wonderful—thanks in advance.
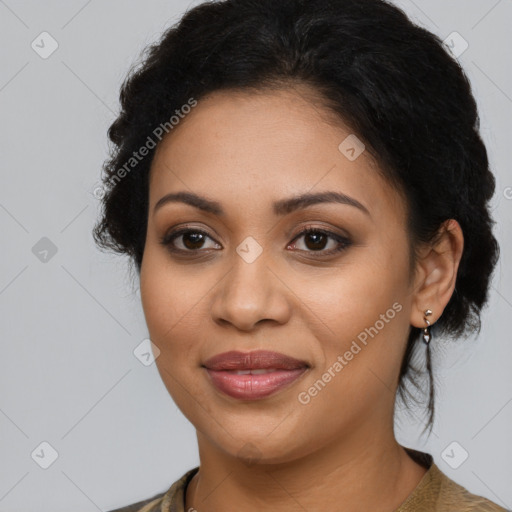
[0,0,511,510]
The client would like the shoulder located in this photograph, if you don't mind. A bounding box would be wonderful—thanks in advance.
[106,492,165,512]
[432,464,508,511]
[106,467,199,512]
[398,450,508,512]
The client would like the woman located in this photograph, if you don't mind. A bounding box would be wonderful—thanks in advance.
[93,0,505,510]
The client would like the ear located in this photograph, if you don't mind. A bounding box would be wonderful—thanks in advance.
[410,219,464,328]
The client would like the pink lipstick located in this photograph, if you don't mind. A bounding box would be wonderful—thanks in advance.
[203,350,309,400]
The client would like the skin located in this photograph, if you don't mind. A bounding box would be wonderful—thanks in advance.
[139,85,464,512]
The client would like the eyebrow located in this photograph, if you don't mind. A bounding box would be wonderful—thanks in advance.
[153,190,370,217]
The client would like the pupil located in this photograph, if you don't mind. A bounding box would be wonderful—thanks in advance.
[184,232,204,249]
[306,232,326,250]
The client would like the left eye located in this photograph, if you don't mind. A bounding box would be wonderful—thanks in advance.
[288,227,351,254]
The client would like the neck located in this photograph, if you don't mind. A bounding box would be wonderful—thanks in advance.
[185,422,427,512]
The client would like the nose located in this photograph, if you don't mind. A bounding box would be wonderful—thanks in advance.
[210,247,292,332]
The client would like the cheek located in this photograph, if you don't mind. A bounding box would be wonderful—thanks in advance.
[140,249,202,352]
[140,254,207,412]
[305,249,407,332]
[293,279,409,436]
[298,243,411,387]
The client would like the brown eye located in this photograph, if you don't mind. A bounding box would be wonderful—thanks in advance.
[181,232,207,250]
[288,227,352,256]
[160,228,220,252]
[302,231,328,250]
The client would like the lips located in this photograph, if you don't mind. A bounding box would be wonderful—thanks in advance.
[202,350,309,371]
[202,350,309,400]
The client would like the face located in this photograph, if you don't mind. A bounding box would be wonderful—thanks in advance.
[140,86,416,465]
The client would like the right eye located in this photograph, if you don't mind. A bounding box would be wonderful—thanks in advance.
[159,227,221,253]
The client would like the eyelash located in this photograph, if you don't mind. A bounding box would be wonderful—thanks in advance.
[159,225,352,258]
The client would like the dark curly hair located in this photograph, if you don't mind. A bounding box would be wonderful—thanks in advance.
[92,0,499,429]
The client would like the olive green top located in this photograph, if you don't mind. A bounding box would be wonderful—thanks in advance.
[109,449,508,512]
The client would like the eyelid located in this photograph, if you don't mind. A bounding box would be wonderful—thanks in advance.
[160,225,220,250]
[289,223,351,242]
[160,222,352,257]
[287,225,352,255]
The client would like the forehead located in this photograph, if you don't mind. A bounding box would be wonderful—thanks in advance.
[148,87,406,223]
